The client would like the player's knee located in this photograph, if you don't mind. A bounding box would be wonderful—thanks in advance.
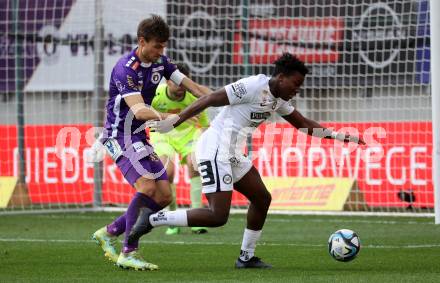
[134,180,156,197]
[263,190,272,205]
[159,192,173,207]
[212,216,228,227]
[264,191,272,208]
[212,210,229,227]
[257,190,272,210]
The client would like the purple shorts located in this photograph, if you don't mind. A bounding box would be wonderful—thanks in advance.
[116,150,168,186]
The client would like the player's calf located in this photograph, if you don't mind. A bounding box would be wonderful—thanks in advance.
[127,207,155,245]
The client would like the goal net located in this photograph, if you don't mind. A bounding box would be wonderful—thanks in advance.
[0,0,434,215]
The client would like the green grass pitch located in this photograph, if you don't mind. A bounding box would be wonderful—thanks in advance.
[0,212,439,282]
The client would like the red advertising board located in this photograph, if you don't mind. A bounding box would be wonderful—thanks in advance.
[0,122,433,208]
[233,18,344,64]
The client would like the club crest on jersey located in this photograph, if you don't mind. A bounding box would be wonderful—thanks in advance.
[230,82,246,99]
[151,72,161,84]
[223,174,232,184]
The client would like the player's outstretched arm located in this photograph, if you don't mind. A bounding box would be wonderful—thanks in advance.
[180,77,213,98]
[124,93,169,121]
[282,109,365,145]
[175,88,229,126]
[148,88,229,133]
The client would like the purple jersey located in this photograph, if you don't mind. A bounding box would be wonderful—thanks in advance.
[103,48,177,148]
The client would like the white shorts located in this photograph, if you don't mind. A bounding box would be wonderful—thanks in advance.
[195,129,253,194]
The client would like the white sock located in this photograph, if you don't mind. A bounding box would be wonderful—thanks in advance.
[149,210,188,227]
[239,228,262,261]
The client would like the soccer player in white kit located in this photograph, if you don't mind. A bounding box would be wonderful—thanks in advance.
[128,53,365,268]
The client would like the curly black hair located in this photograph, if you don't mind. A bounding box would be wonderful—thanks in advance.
[137,15,170,43]
[272,53,309,77]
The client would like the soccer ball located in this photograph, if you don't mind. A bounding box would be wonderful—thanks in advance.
[328,229,360,262]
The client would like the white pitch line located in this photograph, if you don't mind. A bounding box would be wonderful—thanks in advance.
[0,238,439,249]
[14,214,435,225]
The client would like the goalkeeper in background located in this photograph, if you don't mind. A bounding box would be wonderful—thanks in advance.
[150,63,209,235]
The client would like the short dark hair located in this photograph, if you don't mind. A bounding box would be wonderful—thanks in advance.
[272,53,309,77]
[175,63,190,77]
[137,15,170,42]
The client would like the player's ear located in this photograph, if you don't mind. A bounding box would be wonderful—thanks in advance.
[277,73,285,85]
[138,37,146,46]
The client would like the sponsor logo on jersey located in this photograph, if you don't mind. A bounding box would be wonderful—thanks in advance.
[152,66,164,72]
[250,112,271,120]
[229,157,241,167]
[126,75,136,89]
[230,82,246,99]
[151,72,161,84]
[114,79,125,93]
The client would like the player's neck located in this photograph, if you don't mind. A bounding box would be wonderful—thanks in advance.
[135,48,152,64]
[268,78,279,98]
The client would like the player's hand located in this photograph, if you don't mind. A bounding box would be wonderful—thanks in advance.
[86,140,105,163]
[344,134,366,145]
[146,114,180,133]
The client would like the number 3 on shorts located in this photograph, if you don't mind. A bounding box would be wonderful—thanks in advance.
[198,160,215,186]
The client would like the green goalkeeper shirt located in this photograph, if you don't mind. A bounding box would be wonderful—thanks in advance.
[151,84,209,148]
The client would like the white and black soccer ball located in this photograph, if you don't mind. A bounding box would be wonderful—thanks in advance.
[328,229,360,262]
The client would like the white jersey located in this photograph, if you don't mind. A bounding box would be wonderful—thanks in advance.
[209,74,294,158]
[211,74,294,134]
[195,74,294,192]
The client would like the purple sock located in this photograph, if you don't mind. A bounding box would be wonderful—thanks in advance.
[123,192,162,253]
[107,214,126,236]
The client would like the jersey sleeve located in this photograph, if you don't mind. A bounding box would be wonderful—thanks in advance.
[112,66,141,98]
[224,76,259,105]
[276,101,295,116]
[162,56,178,80]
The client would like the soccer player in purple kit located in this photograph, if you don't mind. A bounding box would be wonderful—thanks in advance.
[92,15,210,271]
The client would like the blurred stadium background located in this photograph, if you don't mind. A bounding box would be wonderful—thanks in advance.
[0,0,438,217]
